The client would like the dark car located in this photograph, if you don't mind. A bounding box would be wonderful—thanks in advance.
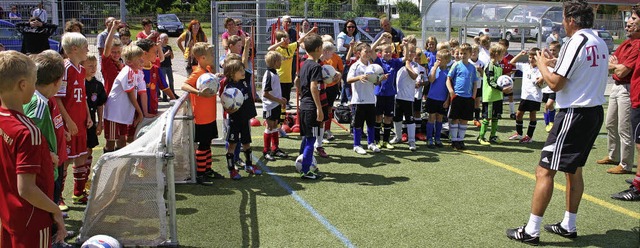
[0,19,59,51]
[157,14,184,37]
[597,30,614,54]
[355,17,381,37]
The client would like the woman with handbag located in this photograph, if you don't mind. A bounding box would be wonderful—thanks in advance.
[177,19,207,74]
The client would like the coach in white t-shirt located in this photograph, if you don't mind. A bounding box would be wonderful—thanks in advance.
[506,0,608,245]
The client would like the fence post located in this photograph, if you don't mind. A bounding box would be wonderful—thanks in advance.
[212,0,219,70]
[120,0,127,22]
[304,1,308,19]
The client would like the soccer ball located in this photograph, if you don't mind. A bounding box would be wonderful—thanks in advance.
[81,235,121,248]
[294,154,318,173]
[321,65,337,84]
[365,64,384,84]
[497,75,513,88]
[221,88,244,112]
[196,73,220,95]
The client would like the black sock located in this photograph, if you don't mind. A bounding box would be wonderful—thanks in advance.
[243,148,252,167]
[226,153,235,171]
[474,108,481,120]
[383,123,392,142]
[374,122,382,142]
[516,120,523,135]
[527,121,537,138]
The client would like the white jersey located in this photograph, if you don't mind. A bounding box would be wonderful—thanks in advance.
[541,66,554,94]
[261,68,282,111]
[478,47,491,69]
[515,63,543,102]
[395,61,423,101]
[104,66,146,125]
[553,29,608,108]
[414,64,428,100]
[469,59,485,89]
[348,60,376,105]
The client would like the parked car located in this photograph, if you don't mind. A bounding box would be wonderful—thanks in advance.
[0,19,59,51]
[503,27,531,41]
[597,30,614,53]
[354,17,382,38]
[464,27,502,38]
[156,14,184,37]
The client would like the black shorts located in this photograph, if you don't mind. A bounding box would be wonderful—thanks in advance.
[263,106,282,121]
[482,100,503,119]
[300,110,321,138]
[632,107,640,144]
[87,125,99,149]
[353,104,376,129]
[393,99,414,122]
[539,106,604,173]
[542,93,556,102]
[227,118,251,144]
[326,84,340,106]
[195,121,219,143]
[518,100,541,112]
[448,96,474,121]
[425,98,447,115]
[412,98,422,114]
[375,95,395,116]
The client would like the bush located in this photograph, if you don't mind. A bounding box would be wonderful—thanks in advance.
[396,0,419,29]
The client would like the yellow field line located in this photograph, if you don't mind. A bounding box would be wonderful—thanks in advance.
[462,150,640,219]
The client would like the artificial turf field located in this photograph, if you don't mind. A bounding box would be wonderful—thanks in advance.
[63,105,640,247]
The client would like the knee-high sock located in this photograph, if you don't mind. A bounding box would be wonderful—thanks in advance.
[324,111,333,130]
[60,164,68,201]
[479,119,489,139]
[549,110,556,123]
[490,119,499,136]
[234,143,241,162]
[367,125,376,145]
[225,153,235,171]
[263,129,272,154]
[421,119,427,136]
[458,124,468,141]
[299,137,307,155]
[543,111,549,125]
[383,123,392,142]
[394,121,402,139]
[301,137,316,173]
[84,155,93,192]
[516,120,524,135]
[509,102,515,114]
[196,149,208,174]
[426,122,435,142]
[374,122,382,142]
[354,128,362,147]
[243,148,253,167]
[435,121,443,142]
[407,123,416,142]
[415,119,423,134]
[449,123,459,141]
[527,121,537,138]
[315,127,324,148]
[272,131,280,151]
[72,162,89,196]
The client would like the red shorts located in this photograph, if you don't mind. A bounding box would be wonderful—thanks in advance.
[104,119,128,141]
[66,126,88,159]
[1,225,52,248]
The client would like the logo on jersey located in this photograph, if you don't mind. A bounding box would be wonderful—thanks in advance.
[73,80,79,86]
[585,45,606,67]
[0,128,13,145]
[91,93,97,102]
[74,88,83,102]
[53,114,64,129]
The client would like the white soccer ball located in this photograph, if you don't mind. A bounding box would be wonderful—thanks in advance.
[196,73,220,95]
[321,65,337,84]
[497,75,513,88]
[221,87,244,112]
[365,64,384,84]
[294,154,318,173]
[81,235,121,248]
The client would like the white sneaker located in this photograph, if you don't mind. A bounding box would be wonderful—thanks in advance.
[353,146,367,154]
[409,141,417,151]
[389,136,400,144]
[368,143,381,153]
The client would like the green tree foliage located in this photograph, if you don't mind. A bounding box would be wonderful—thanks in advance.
[396,0,419,29]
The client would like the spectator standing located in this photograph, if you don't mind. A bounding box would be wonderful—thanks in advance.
[159,33,175,101]
[546,26,563,47]
[375,18,405,57]
[136,18,158,42]
[177,19,207,74]
[337,19,361,53]
[96,17,117,55]
[16,17,57,54]
[31,2,47,23]
[8,5,21,22]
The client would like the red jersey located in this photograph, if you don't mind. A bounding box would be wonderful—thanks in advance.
[500,53,515,76]
[0,107,54,233]
[48,97,67,164]
[142,64,169,114]
[101,55,122,95]
[631,46,640,108]
[55,60,88,126]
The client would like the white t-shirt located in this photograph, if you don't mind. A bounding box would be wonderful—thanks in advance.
[395,61,422,101]
[469,59,485,89]
[515,63,543,102]
[414,64,427,100]
[553,29,608,108]
[541,66,554,94]
[261,68,282,111]
[348,60,376,105]
[478,47,491,69]
[104,66,146,125]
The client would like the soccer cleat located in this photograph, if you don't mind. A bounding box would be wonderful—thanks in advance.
[196,175,214,186]
[322,139,330,144]
[59,200,69,212]
[625,178,634,184]
[273,148,289,158]
[382,141,395,149]
[229,169,242,180]
[278,128,288,138]
[545,122,553,132]
[458,141,467,150]
[506,225,540,245]
[315,147,329,158]
[611,186,640,201]
[508,133,522,140]
[416,133,427,141]
[510,113,516,120]
[71,193,88,205]
[62,212,69,219]
[245,165,263,175]
[409,141,417,151]
[490,136,503,144]
[300,170,323,180]
[325,130,335,141]
[368,143,381,153]
[520,135,533,143]
[401,133,408,142]
[389,136,400,144]
[544,222,577,239]
[427,140,435,149]
[353,146,367,155]
[451,141,460,150]
[235,159,247,169]
[263,152,276,161]
[435,141,444,148]
[204,168,225,179]
[477,137,491,145]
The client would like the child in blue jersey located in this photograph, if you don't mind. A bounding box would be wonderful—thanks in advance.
[372,33,405,150]
[446,43,479,150]
[425,49,452,148]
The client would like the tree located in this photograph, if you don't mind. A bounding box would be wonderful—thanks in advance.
[396,0,419,29]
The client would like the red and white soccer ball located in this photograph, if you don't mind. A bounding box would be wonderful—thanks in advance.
[196,73,220,95]
[365,64,384,84]
[221,87,244,112]
[497,75,513,88]
[321,65,337,84]
[81,235,121,248]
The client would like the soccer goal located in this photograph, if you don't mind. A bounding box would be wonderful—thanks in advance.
[78,95,197,246]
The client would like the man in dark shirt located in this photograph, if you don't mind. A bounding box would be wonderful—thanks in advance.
[16,17,57,54]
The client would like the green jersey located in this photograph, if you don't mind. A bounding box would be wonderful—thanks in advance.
[23,91,58,180]
[482,62,504,103]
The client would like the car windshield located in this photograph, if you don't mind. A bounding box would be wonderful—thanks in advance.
[542,19,553,26]
[598,31,612,38]
[158,15,179,23]
[368,20,380,27]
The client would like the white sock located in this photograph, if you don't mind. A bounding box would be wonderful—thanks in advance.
[560,211,577,232]
[449,123,459,141]
[458,124,468,141]
[394,121,402,139]
[407,123,416,142]
[524,213,542,237]
[509,102,515,114]
[315,127,324,148]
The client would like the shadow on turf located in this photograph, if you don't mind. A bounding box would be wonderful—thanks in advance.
[542,226,640,247]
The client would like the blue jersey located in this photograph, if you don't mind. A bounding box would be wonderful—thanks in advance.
[425,50,437,69]
[427,67,449,101]
[447,62,478,98]
[374,57,403,96]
